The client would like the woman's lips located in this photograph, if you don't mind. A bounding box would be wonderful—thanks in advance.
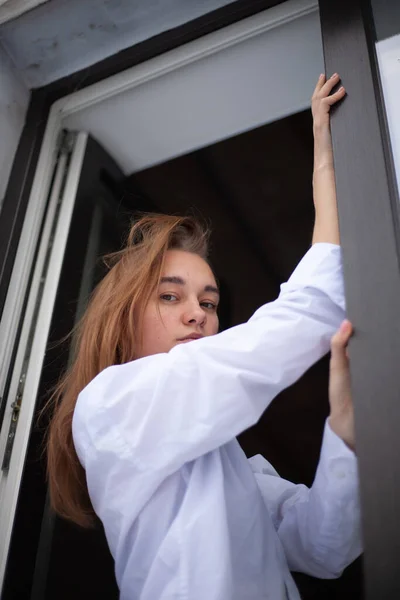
[177,334,203,342]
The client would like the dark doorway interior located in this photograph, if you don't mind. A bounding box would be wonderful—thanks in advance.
[129,109,363,598]
[4,109,362,600]
[130,108,322,484]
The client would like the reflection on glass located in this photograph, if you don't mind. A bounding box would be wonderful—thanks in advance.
[370,0,400,195]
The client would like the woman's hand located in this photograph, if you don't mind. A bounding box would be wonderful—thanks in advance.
[328,320,355,452]
[312,74,346,132]
[311,73,346,246]
[312,74,346,170]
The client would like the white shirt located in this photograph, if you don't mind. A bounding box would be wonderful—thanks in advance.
[73,243,362,600]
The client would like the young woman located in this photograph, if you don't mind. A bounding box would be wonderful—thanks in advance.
[47,75,361,600]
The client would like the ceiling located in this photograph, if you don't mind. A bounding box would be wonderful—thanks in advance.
[0,0,235,87]
[376,33,400,194]
[63,4,323,175]
[0,0,48,26]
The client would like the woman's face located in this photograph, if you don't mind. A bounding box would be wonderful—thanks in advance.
[136,250,220,358]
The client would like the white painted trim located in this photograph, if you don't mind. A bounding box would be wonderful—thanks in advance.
[0,149,69,475]
[56,0,318,117]
[0,132,88,592]
[0,110,59,412]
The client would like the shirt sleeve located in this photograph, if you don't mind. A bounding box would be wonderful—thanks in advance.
[73,243,345,482]
[249,420,362,578]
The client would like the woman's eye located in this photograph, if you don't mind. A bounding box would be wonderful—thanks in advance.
[160,294,178,302]
[201,301,217,311]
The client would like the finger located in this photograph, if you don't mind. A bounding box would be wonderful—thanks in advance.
[331,320,353,351]
[320,72,341,96]
[330,335,349,370]
[330,320,353,368]
[339,319,353,343]
[325,86,346,106]
[312,74,326,97]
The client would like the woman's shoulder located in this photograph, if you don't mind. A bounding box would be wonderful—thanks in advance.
[78,352,167,409]
[72,353,167,462]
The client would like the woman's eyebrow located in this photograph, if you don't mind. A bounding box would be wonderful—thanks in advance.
[160,276,219,296]
[204,285,220,296]
[160,276,185,285]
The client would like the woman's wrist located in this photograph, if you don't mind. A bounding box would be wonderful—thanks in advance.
[313,162,334,175]
[329,414,356,453]
[313,128,334,166]
[313,120,331,134]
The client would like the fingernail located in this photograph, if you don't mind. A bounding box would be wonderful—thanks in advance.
[331,73,338,78]
[320,73,325,78]
[341,320,352,333]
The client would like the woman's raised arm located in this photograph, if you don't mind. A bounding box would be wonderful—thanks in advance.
[312,73,346,246]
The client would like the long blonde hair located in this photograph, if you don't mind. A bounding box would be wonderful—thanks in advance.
[47,214,209,528]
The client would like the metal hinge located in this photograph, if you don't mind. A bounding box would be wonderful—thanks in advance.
[2,371,26,471]
[56,129,75,155]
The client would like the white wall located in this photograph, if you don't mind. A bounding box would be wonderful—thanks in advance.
[0,43,30,211]
[376,33,400,195]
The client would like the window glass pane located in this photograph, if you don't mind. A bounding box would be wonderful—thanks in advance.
[370,0,400,196]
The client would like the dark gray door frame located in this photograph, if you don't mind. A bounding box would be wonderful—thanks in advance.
[3,0,400,596]
[319,0,400,598]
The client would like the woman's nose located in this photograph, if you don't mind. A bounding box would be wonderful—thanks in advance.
[183,302,206,326]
